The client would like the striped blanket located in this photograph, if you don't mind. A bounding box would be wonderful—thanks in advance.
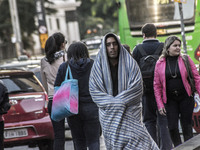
[89,33,159,150]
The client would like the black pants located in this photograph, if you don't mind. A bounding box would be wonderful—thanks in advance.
[0,121,4,150]
[67,103,100,150]
[48,99,65,150]
[143,92,172,150]
[166,93,194,147]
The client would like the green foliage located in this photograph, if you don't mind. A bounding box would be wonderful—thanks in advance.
[0,0,56,50]
[77,0,118,39]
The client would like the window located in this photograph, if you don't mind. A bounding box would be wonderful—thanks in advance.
[56,18,60,30]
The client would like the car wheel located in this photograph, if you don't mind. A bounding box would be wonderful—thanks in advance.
[38,140,53,150]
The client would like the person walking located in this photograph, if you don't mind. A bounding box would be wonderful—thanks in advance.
[54,42,101,150]
[89,32,159,149]
[122,44,131,54]
[40,32,67,150]
[132,23,172,150]
[154,35,200,147]
[0,80,11,150]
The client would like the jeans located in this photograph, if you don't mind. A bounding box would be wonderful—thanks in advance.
[166,93,194,147]
[143,92,172,150]
[67,103,100,150]
[0,121,4,150]
[48,99,65,150]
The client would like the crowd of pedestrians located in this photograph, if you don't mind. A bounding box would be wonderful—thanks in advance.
[1,22,199,150]
[40,24,199,150]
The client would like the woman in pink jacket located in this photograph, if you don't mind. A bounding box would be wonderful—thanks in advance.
[154,35,200,147]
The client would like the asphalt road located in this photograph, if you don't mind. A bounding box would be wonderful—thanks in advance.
[5,136,106,150]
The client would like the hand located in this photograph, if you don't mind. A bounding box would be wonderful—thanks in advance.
[158,107,166,116]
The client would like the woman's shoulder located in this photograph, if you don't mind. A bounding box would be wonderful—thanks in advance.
[59,61,68,69]
[156,57,166,67]
[158,57,165,62]
[41,57,50,69]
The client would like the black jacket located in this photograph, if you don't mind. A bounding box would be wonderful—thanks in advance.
[132,39,163,64]
[54,59,94,103]
[0,81,11,114]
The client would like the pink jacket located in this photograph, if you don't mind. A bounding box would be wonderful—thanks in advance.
[154,55,200,110]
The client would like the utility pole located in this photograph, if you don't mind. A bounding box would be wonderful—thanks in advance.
[8,0,23,57]
[174,0,187,53]
[35,0,48,54]
[178,2,187,54]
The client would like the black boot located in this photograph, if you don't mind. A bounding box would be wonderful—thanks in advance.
[182,125,193,142]
[169,128,182,147]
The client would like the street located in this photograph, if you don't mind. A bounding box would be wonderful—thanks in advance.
[5,136,106,150]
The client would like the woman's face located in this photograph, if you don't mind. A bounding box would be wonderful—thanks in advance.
[168,40,181,56]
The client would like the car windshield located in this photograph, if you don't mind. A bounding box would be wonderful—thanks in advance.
[1,74,43,93]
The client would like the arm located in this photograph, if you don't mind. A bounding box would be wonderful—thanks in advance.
[54,62,67,87]
[188,56,200,95]
[154,62,165,112]
[40,60,48,93]
[115,61,143,106]
[132,46,140,63]
[89,64,122,108]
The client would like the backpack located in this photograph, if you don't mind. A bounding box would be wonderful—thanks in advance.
[0,81,11,115]
[137,43,164,92]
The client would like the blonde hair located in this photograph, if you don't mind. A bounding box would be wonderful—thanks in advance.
[160,35,181,59]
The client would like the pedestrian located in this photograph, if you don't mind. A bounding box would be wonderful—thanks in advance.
[40,32,67,150]
[154,35,200,147]
[0,80,11,150]
[132,23,172,150]
[89,32,159,149]
[122,44,131,54]
[54,42,101,150]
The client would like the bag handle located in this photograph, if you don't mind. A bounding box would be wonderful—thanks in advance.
[64,65,73,81]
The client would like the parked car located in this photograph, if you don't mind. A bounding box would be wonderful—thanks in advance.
[0,59,72,140]
[0,69,54,150]
[82,36,102,60]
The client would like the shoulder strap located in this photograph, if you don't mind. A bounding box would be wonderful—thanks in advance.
[154,43,164,55]
[64,65,73,81]
[137,44,147,56]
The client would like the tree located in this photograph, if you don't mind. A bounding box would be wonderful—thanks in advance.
[77,0,118,39]
[0,0,56,50]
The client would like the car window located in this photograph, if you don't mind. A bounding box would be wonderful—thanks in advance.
[1,75,43,93]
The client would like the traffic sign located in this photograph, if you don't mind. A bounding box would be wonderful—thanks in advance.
[39,33,48,49]
[173,0,187,3]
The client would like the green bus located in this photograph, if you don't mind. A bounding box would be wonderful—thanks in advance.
[118,0,200,64]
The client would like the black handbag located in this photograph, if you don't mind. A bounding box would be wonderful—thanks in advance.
[182,54,196,94]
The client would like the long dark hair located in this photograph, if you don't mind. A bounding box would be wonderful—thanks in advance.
[45,32,65,64]
[67,42,89,62]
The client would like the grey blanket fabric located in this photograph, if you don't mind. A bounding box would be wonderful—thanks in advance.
[89,33,159,150]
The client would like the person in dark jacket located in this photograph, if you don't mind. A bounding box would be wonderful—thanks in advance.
[54,42,100,150]
[132,23,172,150]
[0,80,11,150]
